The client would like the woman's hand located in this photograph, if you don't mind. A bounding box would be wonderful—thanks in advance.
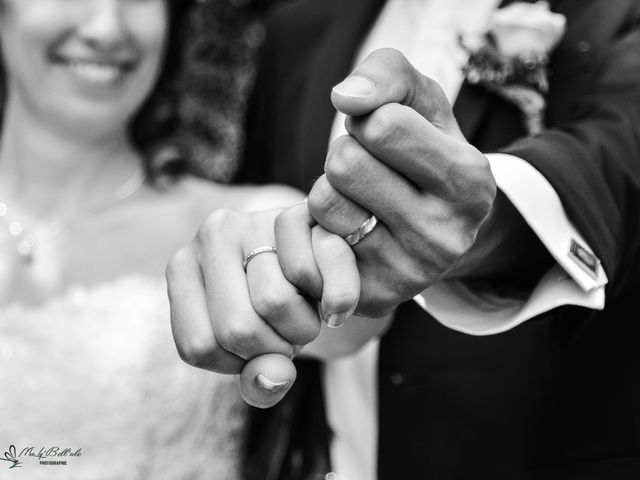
[166,204,376,408]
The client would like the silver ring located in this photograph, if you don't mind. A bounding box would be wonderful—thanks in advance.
[344,214,378,247]
[242,246,278,271]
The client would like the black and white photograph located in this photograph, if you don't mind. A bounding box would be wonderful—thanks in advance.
[1,0,639,479]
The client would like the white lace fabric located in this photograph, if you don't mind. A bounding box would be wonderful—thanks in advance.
[0,275,245,480]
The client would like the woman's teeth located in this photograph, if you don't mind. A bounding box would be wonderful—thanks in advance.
[66,61,126,85]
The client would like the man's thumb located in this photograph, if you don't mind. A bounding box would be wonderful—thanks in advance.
[331,48,460,135]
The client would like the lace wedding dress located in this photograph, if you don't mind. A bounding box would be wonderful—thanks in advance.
[0,275,247,480]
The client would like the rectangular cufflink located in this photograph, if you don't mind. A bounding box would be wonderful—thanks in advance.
[568,238,601,280]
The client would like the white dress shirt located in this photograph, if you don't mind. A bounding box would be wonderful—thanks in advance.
[323,1,608,479]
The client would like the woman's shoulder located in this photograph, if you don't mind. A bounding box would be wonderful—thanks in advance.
[126,175,304,267]
[171,175,305,214]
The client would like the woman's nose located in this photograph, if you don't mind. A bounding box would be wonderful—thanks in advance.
[76,0,128,51]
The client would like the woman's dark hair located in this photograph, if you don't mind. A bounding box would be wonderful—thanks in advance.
[132,0,269,182]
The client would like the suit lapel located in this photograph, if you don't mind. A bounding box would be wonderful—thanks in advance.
[294,0,387,187]
[453,84,494,142]
[294,0,557,164]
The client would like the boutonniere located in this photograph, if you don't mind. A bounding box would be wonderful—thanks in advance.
[460,1,566,135]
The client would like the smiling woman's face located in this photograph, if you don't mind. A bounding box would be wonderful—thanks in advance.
[0,0,169,136]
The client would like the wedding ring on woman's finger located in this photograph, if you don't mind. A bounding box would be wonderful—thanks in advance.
[242,246,278,271]
[344,214,378,247]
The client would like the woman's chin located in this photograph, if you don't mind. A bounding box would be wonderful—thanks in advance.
[47,103,135,139]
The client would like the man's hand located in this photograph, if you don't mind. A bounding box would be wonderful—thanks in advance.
[276,48,497,318]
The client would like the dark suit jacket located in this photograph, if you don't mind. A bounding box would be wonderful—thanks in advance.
[239,0,640,478]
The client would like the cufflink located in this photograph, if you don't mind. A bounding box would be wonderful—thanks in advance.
[568,238,601,280]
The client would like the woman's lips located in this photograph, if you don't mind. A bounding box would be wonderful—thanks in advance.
[52,55,136,86]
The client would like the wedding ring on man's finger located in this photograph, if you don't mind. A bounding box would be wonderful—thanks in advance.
[242,246,278,271]
[344,214,378,247]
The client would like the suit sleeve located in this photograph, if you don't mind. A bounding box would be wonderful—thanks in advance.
[501,18,640,293]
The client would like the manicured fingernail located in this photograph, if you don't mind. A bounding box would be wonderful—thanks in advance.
[255,374,288,393]
[333,75,375,98]
[325,312,347,329]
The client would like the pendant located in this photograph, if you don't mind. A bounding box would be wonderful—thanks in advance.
[16,235,36,264]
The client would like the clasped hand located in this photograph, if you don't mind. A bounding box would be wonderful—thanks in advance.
[167,49,497,408]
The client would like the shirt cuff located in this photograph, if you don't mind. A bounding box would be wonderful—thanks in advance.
[413,153,608,336]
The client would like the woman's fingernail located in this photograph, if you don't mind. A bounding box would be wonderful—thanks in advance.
[332,75,375,98]
[255,374,289,393]
[325,312,347,329]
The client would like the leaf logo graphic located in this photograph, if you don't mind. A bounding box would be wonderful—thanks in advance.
[1,445,22,468]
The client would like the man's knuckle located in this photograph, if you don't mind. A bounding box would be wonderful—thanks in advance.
[356,286,396,319]
[409,255,433,283]
[430,224,472,266]
[326,137,362,182]
[394,209,433,254]
[361,107,397,147]
[392,224,457,283]
[422,74,444,98]
[376,47,409,71]
[307,177,338,221]
[307,180,353,230]
[473,162,498,217]
[448,150,497,224]
[446,234,474,264]
[392,256,431,293]
[451,148,476,183]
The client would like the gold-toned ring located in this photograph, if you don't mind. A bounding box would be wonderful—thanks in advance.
[242,246,278,271]
[344,214,378,247]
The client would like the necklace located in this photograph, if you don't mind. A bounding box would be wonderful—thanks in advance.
[0,168,147,264]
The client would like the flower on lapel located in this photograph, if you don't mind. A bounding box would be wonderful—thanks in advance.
[490,2,566,59]
[460,1,566,134]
